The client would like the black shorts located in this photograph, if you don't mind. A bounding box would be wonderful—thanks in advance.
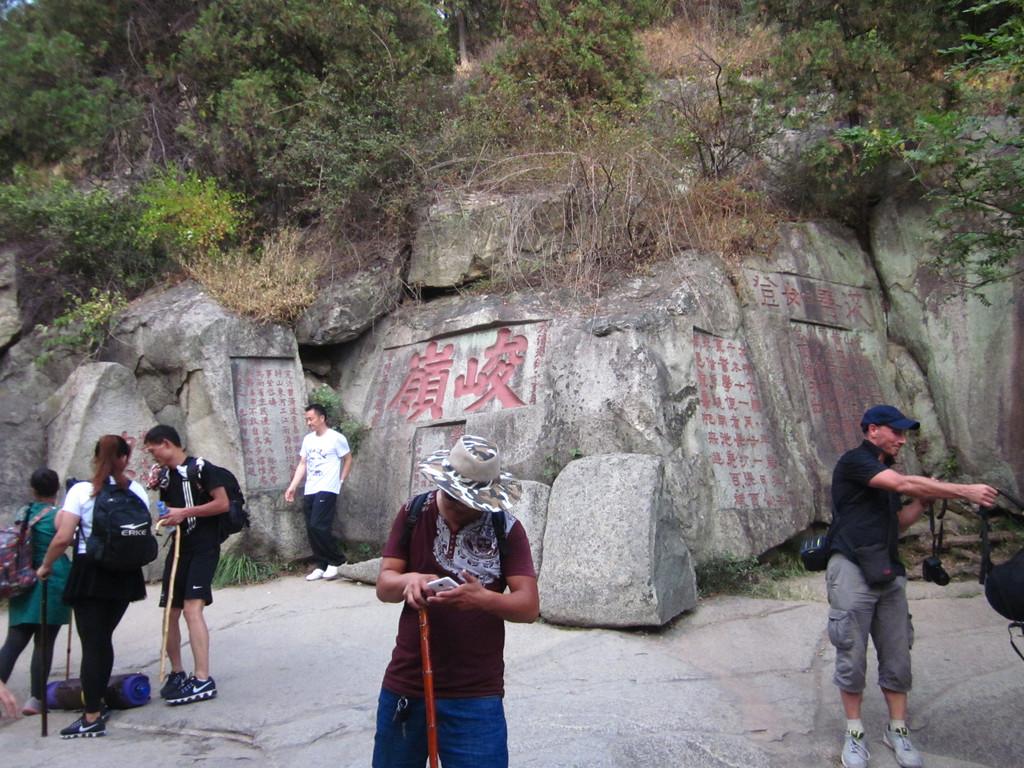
[160,547,219,608]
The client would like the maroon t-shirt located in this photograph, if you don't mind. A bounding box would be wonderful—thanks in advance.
[380,490,536,698]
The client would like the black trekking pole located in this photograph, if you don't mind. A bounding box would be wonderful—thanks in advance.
[40,578,48,737]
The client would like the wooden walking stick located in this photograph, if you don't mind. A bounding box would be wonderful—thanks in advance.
[159,520,181,683]
[419,607,439,768]
[40,578,48,737]
[65,610,72,681]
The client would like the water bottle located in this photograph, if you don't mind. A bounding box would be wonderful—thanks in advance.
[157,501,168,517]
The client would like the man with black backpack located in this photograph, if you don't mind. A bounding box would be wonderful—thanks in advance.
[143,425,230,706]
[827,406,998,768]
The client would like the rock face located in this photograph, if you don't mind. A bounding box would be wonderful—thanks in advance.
[108,284,316,559]
[0,190,1020,628]
[0,249,18,349]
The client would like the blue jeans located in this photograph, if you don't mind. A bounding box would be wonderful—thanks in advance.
[372,687,508,768]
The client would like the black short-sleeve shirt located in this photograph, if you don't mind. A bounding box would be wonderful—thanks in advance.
[830,439,905,576]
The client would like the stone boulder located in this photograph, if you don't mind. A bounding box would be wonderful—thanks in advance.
[538,454,696,628]
[0,248,18,349]
[39,362,166,577]
[41,362,156,485]
[295,266,404,346]
[0,329,87,509]
[408,192,567,289]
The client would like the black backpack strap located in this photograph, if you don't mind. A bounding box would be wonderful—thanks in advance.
[398,492,431,552]
[1008,622,1024,664]
[928,500,945,559]
[491,510,509,558]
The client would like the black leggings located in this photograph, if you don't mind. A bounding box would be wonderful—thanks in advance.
[73,598,129,712]
[0,622,62,700]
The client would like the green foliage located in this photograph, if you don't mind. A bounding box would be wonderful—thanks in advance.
[696,552,803,598]
[34,288,128,360]
[0,172,165,330]
[213,553,284,588]
[756,0,961,129]
[818,1,1024,297]
[484,0,649,114]
[308,385,371,454]
[916,0,1024,296]
[343,541,383,563]
[137,168,244,261]
[0,2,133,171]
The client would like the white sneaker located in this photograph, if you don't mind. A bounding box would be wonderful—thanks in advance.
[306,568,325,581]
[884,725,922,768]
[842,729,870,768]
[323,565,340,580]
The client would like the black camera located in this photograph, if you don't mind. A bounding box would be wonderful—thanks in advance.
[922,556,950,586]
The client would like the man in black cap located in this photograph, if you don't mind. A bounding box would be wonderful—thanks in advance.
[828,405,997,768]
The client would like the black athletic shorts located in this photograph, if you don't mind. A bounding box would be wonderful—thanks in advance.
[159,547,219,608]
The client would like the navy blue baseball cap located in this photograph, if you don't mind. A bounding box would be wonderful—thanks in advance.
[860,405,920,432]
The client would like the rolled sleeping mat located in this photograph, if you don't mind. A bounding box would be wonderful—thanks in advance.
[46,673,151,710]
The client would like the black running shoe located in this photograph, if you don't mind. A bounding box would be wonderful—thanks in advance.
[160,670,188,699]
[166,675,217,705]
[60,715,106,739]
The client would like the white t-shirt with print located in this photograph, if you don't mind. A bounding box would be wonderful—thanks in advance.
[299,429,350,495]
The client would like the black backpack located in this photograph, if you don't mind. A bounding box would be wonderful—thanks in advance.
[978,489,1024,661]
[186,458,250,542]
[85,485,159,570]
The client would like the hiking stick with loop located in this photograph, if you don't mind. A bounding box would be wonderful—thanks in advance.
[40,578,48,737]
[159,521,181,683]
[419,607,440,768]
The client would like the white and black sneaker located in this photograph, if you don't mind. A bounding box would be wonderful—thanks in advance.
[166,675,217,705]
[60,715,106,738]
[160,670,188,699]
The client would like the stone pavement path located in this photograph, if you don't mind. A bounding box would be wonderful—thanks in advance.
[1,574,1019,767]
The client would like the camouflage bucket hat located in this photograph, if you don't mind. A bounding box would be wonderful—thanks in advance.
[417,435,522,513]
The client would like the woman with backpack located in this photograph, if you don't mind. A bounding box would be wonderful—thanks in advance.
[37,434,150,739]
[0,468,72,716]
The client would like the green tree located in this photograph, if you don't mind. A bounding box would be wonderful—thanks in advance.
[912,0,1024,295]
[483,0,650,116]
[175,0,454,220]
[0,1,126,169]
[756,0,962,129]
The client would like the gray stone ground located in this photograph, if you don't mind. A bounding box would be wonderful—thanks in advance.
[1,573,1020,767]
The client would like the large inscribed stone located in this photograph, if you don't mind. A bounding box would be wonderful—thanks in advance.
[232,358,306,489]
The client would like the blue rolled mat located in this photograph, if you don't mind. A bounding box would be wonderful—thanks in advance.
[46,673,151,710]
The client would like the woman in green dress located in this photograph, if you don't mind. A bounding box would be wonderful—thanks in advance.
[0,468,72,715]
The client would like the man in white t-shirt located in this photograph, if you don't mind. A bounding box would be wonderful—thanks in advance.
[285,403,353,581]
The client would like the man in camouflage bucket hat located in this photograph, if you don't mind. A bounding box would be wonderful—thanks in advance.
[373,435,539,768]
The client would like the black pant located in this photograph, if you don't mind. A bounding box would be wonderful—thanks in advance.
[303,491,344,569]
[73,598,129,712]
[0,622,62,700]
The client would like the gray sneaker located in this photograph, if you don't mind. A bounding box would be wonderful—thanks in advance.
[842,729,870,768]
[884,725,923,768]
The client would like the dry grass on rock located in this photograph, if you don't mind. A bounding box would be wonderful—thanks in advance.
[185,228,324,325]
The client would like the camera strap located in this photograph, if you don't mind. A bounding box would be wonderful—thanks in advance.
[928,500,946,559]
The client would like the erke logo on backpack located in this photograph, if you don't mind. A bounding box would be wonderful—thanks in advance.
[85,485,159,570]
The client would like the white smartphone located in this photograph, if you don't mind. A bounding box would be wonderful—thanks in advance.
[427,576,460,592]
